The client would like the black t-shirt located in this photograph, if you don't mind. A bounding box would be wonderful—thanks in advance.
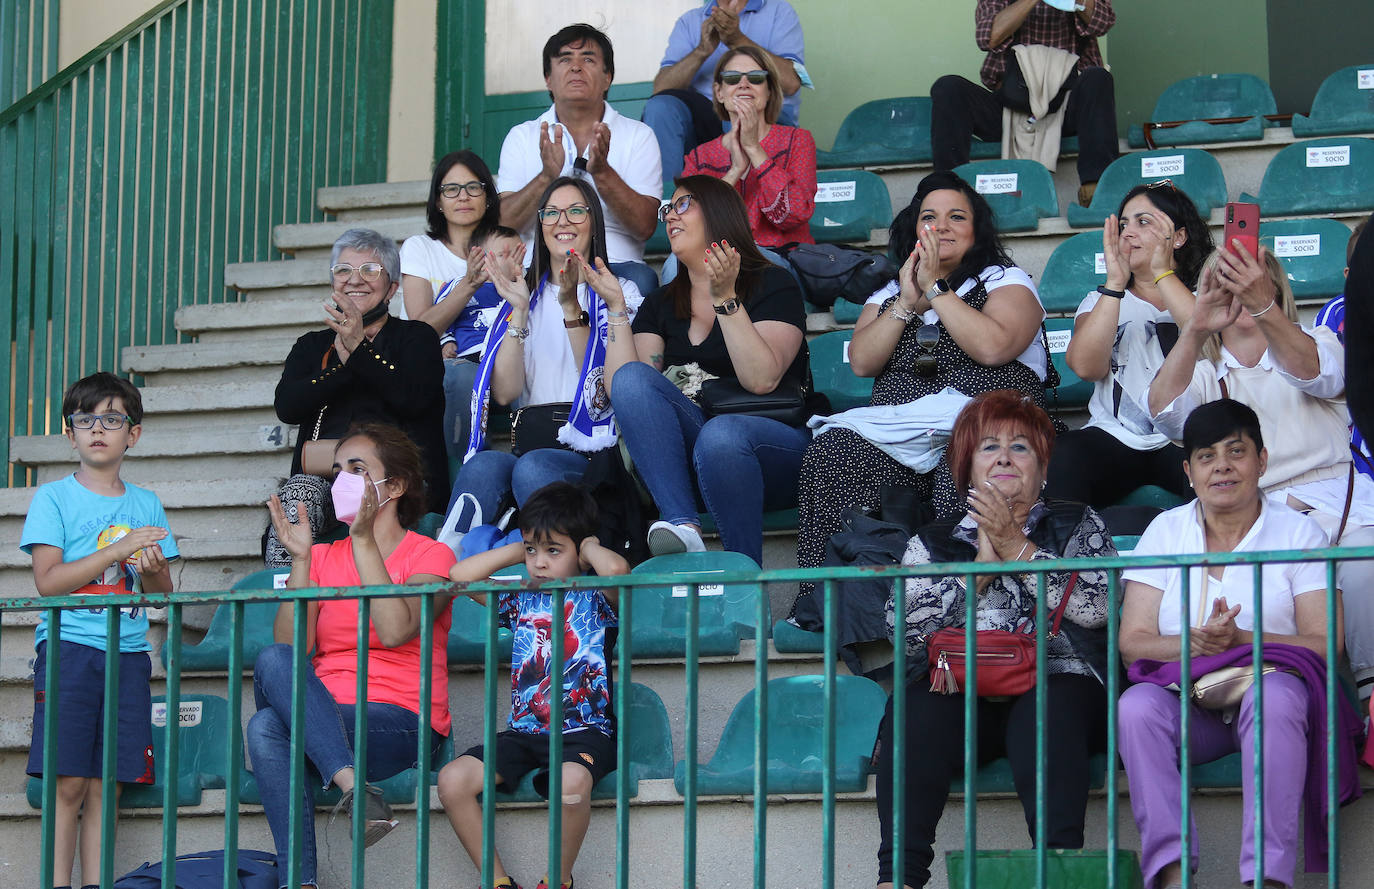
[632,265,810,386]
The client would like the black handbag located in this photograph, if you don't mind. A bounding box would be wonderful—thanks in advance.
[995,48,1078,114]
[697,378,810,427]
[786,243,897,308]
[510,402,573,457]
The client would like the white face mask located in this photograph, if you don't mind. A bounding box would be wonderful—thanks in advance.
[330,472,391,524]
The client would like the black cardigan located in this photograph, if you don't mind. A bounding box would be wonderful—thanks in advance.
[274,317,448,515]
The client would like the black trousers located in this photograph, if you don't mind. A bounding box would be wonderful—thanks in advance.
[1044,425,1191,509]
[875,673,1107,888]
[930,67,1118,185]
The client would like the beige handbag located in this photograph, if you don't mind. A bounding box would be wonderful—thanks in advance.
[300,405,338,477]
[1188,663,1296,710]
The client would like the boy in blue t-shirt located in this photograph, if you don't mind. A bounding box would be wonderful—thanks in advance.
[20,372,179,889]
[440,482,628,889]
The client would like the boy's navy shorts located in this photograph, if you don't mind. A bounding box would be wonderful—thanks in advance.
[462,728,616,797]
[27,640,155,784]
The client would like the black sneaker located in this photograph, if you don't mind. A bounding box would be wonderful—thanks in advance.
[329,782,398,847]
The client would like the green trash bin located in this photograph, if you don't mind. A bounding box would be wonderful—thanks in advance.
[945,848,1144,889]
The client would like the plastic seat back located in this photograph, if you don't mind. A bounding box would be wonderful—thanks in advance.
[675,675,887,794]
[448,594,515,664]
[1066,149,1226,228]
[811,170,893,244]
[626,551,766,657]
[1259,217,1354,301]
[1241,138,1374,216]
[1293,65,1374,137]
[168,570,290,672]
[954,159,1059,232]
[1044,317,1093,410]
[1144,73,1276,146]
[809,329,874,412]
[1038,231,1106,315]
[817,97,934,168]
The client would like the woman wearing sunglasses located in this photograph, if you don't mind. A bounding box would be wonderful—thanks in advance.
[268,228,448,565]
[446,176,644,528]
[791,171,1048,639]
[681,46,816,249]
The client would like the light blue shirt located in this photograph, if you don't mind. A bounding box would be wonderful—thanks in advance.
[660,0,806,126]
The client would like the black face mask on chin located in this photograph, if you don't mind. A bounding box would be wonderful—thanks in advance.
[360,301,391,326]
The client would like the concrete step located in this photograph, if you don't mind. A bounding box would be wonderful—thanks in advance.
[224,258,331,297]
[174,299,325,343]
[273,215,426,261]
[317,179,427,222]
[122,338,300,387]
[10,428,295,485]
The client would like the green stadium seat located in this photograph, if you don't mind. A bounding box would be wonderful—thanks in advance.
[1038,231,1107,315]
[1066,149,1227,229]
[809,329,875,412]
[448,594,515,664]
[697,508,797,535]
[953,159,1059,232]
[772,618,826,653]
[1111,535,1141,553]
[624,551,768,657]
[166,570,289,672]
[674,674,887,794]
[810,170,893,244]
[816,97,1003,169]
[413,511,445,539]
[29,694,236,809]
[832,298,864,324]
[1259,218,1354,301]
[1116,485,1187,511]
[1192,752,1242,788]
[1292,65,1374,137]
[494,683,674,801]
[1239,137,1374,216]
[1131,73,1277,149]
[1043,317,1093,410]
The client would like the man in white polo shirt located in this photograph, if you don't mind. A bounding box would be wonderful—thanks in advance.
[497,23,663,295]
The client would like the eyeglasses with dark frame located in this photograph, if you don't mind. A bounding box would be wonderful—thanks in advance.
[658,194,696,223]
[439,181,486,199]
[914,323,941,377]
[719,70,769,86]
[1145,178,1176,190]
[537,204,591,226]
[330,262,385,281]
[68,412,133,431]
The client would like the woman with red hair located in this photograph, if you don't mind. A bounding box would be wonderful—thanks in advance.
[873,390,1116,889]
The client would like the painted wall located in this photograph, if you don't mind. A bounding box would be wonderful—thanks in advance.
[58,0,161,65]
[390,0,438,181]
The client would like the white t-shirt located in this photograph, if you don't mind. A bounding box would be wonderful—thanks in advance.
[497,103,662,265]
[1122,497,1329,638]
[864,265,1048,380]
[399,234,467,323]
[1075,289,1177,452]
[520,278,645,406]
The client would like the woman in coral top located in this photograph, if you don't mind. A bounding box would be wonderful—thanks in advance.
[682,44,816,248]
[249,422,457,888]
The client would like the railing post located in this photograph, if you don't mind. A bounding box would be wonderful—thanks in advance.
[352,597,371,883]
[821,578,837,889]
[1325,558,1340,888]
[752,581,768,889]
[891,576,905,889]
[481,589,499,889]
[1033,571,1048,889]
[683,582,700,889]
[1105,570,1121,888]
[548,585,566,889]
[38,610,60,889]
[100,606,120,889]
[1179,566,1193,889]
[415,593,435,887]
[616,582,633,889]
[285,603,310,889]
[222,601,245,889]
[162,602,183,888]
[1250,563,1265,888]
[963,571,978,889]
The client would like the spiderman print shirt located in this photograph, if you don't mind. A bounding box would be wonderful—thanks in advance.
[499,589,618,736]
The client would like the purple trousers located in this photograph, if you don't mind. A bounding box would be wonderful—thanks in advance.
[1118,673,1308,889]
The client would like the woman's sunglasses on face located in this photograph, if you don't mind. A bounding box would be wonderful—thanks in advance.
[719,70,768,86]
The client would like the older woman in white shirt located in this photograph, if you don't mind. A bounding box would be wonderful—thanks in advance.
[1146,243,1374,700]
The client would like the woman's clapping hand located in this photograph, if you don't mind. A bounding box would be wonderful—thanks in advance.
[485,248,531,312]
[704,239,741,303]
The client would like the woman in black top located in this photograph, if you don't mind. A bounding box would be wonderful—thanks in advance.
[267,228,446,564]
[587,175,815,565]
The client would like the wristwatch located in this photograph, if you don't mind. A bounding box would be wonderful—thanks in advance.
[563,310,590,329]
[713,298,741,316]
[926,279,951,301]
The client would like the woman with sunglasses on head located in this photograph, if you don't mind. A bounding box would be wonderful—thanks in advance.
[267,229,448,566]
[588,175,819,565]
[791,171,1048,632]
[1043,181,1212,517]
[447,176,644,528]
[681,46,816,249]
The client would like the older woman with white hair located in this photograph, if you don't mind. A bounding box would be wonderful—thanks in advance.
[266,228,447,565]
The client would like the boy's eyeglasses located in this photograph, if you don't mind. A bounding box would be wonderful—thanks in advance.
[69,412,132,430]
[439,181,486,199]
[658,194,696,223]
[538,204,591,225]
[330,262,385,281]
[914,323,941,377]
[719,70,769,86]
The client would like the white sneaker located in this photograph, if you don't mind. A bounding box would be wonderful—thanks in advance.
[647,521,706,556]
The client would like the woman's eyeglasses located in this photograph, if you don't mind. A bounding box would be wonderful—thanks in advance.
[1145,178,1176,190]
[719,70,768,86]
[914,323,940,377]
[331,262,385,281]
[658,194,695,223]
[68,412,132,430]
[439,181,485,199]
[537,204,591,225]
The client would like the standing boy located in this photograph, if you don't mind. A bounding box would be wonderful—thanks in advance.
[21,372,178,889]
[439,482,628,889]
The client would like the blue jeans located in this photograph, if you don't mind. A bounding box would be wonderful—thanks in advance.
[246,644,437,888]
[442,357,481,461]
[609,361,811,565]
[446,447,591,518]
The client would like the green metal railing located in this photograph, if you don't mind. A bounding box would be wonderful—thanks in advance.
[0,0,393,485]
[1,0,60,108]
[7,544,1365,888]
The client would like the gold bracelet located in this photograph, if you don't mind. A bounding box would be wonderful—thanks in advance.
[1153,269,1177,285]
